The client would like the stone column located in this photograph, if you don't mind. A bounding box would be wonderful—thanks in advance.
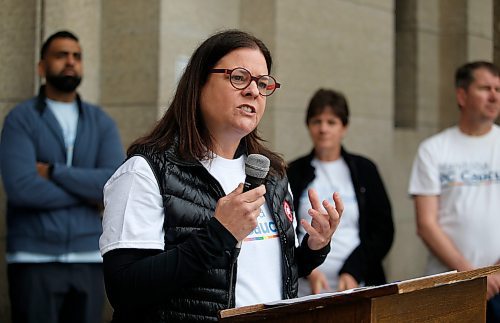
[392,0,443,281]
[0,1,39,320]
[496,0,500,65]
[240,0,277,146]
[395,0,417,128]
[100,0,161,147]
[495,0,500,125]
[42,0,101,103]
[438,0,467,129]
[0,0,38,119]
[157,0,240,118]
[466,0,494,61]
[438,0,493,129]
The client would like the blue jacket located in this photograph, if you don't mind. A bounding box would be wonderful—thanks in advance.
[0,86,125,255]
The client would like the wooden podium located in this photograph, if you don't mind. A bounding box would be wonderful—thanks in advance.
[219,265,500,322]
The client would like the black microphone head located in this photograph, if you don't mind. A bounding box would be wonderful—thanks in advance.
[245,154,270,179]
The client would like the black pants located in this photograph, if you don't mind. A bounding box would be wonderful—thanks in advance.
[8,263,104,323]
[488,294,500,323]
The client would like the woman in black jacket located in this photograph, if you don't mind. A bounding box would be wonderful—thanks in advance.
[288,88,394,295]
[100,31,342,322]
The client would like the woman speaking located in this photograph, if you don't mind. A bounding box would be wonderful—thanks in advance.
[99,31,343,322]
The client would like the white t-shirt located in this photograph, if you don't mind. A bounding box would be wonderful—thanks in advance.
[47,98,79,166]
[100,154,295,307]
[99,157,165,253]
[297,158,360,295]
[408,125,500,274]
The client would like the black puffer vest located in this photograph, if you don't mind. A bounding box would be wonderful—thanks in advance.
[134,142,298,322]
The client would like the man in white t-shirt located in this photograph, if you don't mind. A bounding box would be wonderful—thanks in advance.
[408,61,500,322]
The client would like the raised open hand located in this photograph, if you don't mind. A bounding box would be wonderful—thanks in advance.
[301,189,343,251]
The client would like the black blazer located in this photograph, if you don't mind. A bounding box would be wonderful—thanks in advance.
[287,147,394,285]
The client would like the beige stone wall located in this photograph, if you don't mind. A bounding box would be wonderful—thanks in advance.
[99,0,161,148]
[496,0,500,65]
[158,0,242,118]
[0,1,38,320]
[273,0,395,160]
[0,0,498,321]
[42,0,102,103]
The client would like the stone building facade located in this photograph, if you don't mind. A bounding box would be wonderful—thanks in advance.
[1,0,499,321]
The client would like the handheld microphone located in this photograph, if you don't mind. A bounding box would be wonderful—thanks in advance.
[236,154,270,249]
[243,154,270,192]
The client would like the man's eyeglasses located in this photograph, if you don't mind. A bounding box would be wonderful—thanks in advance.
[209,67,281,96]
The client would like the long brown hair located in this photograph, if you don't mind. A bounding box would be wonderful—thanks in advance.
[128,29,286,176]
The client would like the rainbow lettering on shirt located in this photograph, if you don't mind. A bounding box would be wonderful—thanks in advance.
[244,234,279,242]
[244,214,279,242]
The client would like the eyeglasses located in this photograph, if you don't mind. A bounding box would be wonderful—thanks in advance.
[209,67,281,96]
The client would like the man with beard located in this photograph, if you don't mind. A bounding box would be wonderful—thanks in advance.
[0,30,125,323]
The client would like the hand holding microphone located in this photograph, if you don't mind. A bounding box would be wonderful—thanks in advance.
[214,154,270,244]
[242,154,270,192]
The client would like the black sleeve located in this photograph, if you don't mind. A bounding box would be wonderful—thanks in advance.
[295,234,331,277]
[339,162,394,284]
[103,217,237,316]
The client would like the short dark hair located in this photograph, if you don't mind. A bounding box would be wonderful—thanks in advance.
[306,88,349,126]
[40,30,79,59]
[128,29,286,175]
[455,61,499,89]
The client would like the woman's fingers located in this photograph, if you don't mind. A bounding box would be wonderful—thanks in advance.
[305,192,344,250]
[332,192,344,219]
[215,184,266,241]
[308,188,322,211]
